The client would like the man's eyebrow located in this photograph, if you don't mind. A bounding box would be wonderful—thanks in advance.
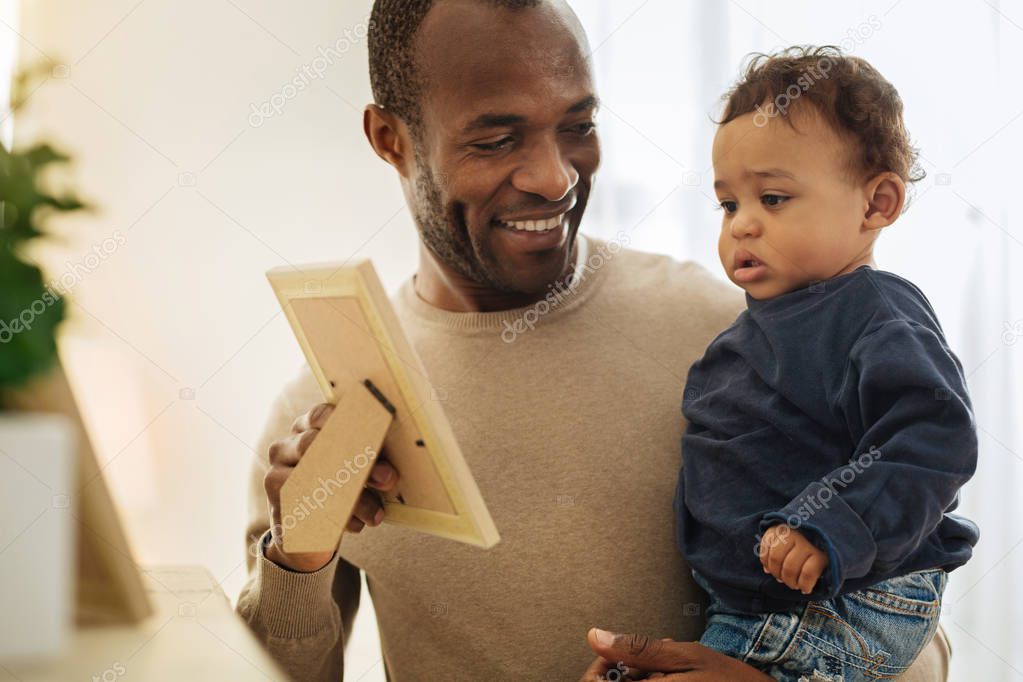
[567,95,600,114]
[462,113,528,134]
[461,95,600,134]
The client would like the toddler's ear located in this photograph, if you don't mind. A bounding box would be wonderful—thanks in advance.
[863,172,906,231]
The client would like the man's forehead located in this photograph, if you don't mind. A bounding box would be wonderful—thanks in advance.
[418,0,583,49]
[415,0,593,124]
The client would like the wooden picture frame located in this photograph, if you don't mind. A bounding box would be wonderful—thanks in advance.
[267,260,500,553]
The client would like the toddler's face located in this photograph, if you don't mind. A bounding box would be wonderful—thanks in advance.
[712,107,878,300]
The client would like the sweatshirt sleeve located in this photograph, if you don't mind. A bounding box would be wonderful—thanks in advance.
[761,320,978,595]
[235,369,363,681]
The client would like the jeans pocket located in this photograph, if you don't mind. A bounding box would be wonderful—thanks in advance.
[791,571,945,679]
[849,569,947,617]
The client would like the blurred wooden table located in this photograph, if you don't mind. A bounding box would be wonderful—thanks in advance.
[2,566,288,682]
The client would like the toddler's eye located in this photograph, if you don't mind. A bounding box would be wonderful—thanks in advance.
[719,200,738,214]
[762,194,789,207]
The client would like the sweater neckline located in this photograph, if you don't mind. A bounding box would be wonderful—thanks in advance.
[745,265,876,312]
[396,235,608,333]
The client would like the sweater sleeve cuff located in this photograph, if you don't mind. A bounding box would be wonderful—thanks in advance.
[249,530,341,639]
[762,481,878,591]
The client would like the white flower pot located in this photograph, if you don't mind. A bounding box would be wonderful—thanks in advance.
[0,412,75,663]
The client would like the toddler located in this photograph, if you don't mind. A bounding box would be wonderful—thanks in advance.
[676,46,979,682]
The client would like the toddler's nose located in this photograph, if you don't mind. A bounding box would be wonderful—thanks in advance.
[729,210,763,239]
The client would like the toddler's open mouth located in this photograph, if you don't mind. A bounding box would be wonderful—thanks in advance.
[733,249,768,283]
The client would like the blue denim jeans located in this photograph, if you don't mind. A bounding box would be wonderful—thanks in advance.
[693,569,947,682]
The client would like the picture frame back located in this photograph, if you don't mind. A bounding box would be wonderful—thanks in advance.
[267,260,500,551]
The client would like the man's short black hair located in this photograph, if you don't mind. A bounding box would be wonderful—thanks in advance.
[368,0,542,134]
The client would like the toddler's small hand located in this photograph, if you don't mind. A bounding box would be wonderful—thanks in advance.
[759,524,829,595]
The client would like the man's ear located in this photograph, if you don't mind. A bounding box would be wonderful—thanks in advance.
[862,172,906,231]
[364,104,414,178]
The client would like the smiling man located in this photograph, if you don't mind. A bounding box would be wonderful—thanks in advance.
[374,0,599,309]
[236,1,952,680]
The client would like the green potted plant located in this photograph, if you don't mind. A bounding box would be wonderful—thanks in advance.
[0,65,85,401]
[0,141,84,396]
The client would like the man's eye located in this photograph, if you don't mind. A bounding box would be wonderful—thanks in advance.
[567,122,597,136]
[762,194,789,207]
[472,137,514,152]
[719,200,738,214]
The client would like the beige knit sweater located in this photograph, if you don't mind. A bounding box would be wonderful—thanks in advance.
[237,237,950,681]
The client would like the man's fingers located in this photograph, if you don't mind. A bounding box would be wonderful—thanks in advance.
[366,460,398,491]
[351,490,384,527]
[296,427,320,456]
[270,427,316,467]
[268,436,298,468]
[262,466,288,505]
[290,403,329,433]
[587,628,701,674]
[585,630,777,681]
[308,403,334,429]
[578,657,609,682]
[577,655,647,682]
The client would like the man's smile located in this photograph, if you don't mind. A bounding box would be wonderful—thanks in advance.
[491,203,577,253]
[494,195,577,233]
[495,212,566,232]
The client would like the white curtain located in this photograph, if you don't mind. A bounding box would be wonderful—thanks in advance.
[572,1,1023,680]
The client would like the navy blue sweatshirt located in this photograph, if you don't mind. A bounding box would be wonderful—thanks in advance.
[675,266,979,613]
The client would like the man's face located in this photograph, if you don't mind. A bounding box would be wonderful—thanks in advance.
[407,0,601,295]
[712,107,875,300]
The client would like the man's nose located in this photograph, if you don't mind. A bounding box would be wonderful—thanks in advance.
[511,138,579,202]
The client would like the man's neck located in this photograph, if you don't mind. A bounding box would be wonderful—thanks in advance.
[413,241,579,313]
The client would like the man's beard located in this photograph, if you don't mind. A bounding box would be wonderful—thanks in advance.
[412,159,516,293]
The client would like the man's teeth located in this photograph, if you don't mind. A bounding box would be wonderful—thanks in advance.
[500,214,565,232]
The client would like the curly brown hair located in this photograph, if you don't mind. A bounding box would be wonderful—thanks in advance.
[720,45,924,184]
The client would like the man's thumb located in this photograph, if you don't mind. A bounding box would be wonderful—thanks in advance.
[586,628,688,672]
